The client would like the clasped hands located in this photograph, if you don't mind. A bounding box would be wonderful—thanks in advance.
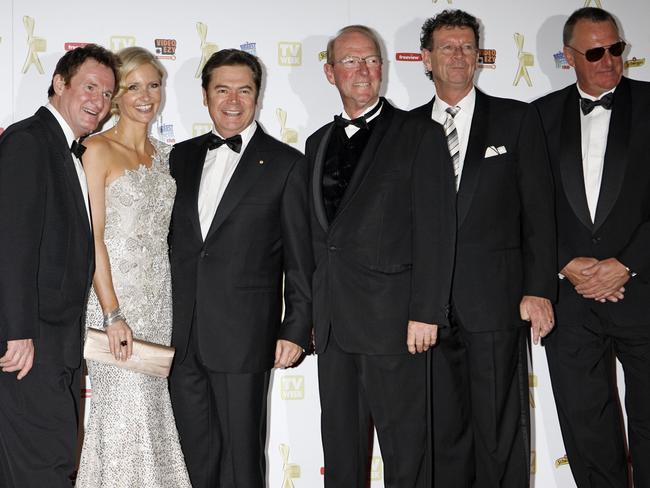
[561,256,629,303]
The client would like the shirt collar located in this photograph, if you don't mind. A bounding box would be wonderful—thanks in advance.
[432,87,476,124]
[576,84,616,102]
[45,103,77,147]
[341,98,383,123]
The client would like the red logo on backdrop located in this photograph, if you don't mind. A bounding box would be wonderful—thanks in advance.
[64,42,89,51]
[395,52,422,62]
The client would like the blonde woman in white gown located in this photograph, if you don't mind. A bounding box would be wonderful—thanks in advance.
[76,47,191,487]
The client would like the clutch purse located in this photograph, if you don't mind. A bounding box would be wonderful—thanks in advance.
[83,328,175,378]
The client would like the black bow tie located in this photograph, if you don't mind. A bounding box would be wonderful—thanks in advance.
[70,140,86,159]
[207,133,242,153]
[580,92,613,115]
[334,114,369,130]
[333,99,383,130]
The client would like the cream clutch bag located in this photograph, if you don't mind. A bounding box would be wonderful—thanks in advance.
[83,328,175,378]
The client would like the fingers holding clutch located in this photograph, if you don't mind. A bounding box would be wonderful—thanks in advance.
[106,320,133,361]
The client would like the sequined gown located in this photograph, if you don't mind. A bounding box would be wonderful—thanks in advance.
[76,139,191,487]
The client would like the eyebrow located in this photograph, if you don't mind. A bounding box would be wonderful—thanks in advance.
[214,84,254,91]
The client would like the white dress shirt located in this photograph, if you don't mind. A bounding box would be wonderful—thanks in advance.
[577,85,615,223]
[340,98,383,138]
[431,88,476,186]
[197,122,257,240]
[44,103,91,224]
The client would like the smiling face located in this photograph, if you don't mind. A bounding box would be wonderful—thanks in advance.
[202,64,257,138]
[51,59,115,138]
[564,19,623,97]
[421,26,477,104]
[324,31,382,118]
[115,63,162,125]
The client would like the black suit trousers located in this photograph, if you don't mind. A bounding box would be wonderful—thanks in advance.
[431,319,529,488]
[318,334,428,488]
[0,360,80,488]
[545,314,650,488]
[169,323,270,488]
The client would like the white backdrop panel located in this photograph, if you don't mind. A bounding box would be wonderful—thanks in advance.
[1,0,648,486]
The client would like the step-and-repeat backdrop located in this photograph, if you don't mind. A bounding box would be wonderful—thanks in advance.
[1,0,648,486]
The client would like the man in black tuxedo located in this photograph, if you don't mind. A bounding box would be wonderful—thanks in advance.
[168,49,312,488]
[534,8,650,487]
[307,25,456,487]
[0,45,117,488]
[412,10,556,487]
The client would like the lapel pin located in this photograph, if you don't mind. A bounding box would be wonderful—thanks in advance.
[259,160,264,165]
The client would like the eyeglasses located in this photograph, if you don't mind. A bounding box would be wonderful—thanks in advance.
[435,44,478,57]
[334,55,382,69]
[566,40,626,62]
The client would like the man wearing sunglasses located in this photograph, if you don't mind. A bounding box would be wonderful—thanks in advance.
[535,7,650,488]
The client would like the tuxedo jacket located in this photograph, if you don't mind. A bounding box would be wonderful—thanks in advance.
[0,107,94,368]
[412,90,556,332]
[306,101,456,355]
[169,125,312,373]
[534,77,650,326]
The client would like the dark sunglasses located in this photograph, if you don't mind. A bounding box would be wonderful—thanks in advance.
[567,40,626,62]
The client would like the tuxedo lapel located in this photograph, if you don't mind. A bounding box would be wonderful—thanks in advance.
[457,90,488,228]
[559,86,593,232]
[593,77,631,232]
[183,133,211,241]
[312,125,333,233]
[334,101,395,223]
[204,126,268,241]
[39,108,91,235]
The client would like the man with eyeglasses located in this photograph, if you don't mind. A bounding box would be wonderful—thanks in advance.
[534,7,650,487]
[412,9,556,487]
[306,24,456,487]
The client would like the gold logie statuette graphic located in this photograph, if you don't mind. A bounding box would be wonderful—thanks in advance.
[278,42,302,66]
[584,0,602,7]
[280,444,300,488]
[529,373,537,408]
[555,454,569,468]
[513,33,534,87]
[370,456,383,481]
[531,450,537,475]
[22,16,46,74]
[280,375,304,400]
[192,123,213,137]
[276,109,298,144]
[196,22,218,78]
[110,36,136,52]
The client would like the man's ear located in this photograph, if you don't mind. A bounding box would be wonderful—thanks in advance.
[421,48,433,74]
[324,63,336,86]
[563,46,576,68]
[52,74,66,96]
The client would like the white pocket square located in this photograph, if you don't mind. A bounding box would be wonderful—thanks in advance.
[484,145,507,158]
